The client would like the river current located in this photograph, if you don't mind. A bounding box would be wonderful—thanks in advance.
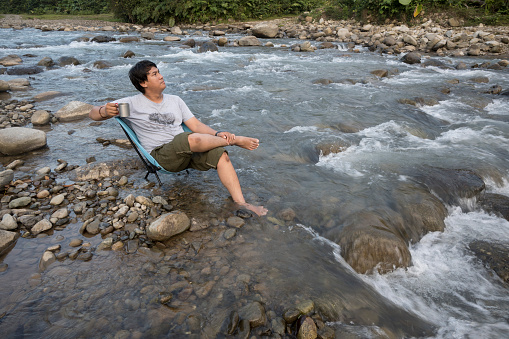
[1,27,509,338]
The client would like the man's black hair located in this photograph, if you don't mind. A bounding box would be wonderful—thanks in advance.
[129,60,157,94]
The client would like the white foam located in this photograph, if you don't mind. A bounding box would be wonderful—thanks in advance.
[210,105,238,117]
[359,208,509,337]
[484,99,508,115]
[284,126,318,134]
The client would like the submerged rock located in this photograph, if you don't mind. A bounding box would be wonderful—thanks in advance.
[469,240,509,284]
[479,193,509,221]
[0,229,19,255]
[146,211,190,241]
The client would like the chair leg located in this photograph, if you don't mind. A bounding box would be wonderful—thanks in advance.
[154,172,163,186]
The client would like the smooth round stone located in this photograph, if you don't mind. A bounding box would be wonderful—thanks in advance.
[8,197,32,209]
[69,238,83,247]
[50,194,65,205]
[37,190,50,199]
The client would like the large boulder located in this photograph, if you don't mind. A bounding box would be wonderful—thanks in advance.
[469,241,509,284]
[479,193,509,221]
[58,56,81,67]
[238,36,261,47]
[0,229,19,255]
[7,78,30,91]
[0,127,47,155]
[54,101,93,122]
[146,211,190,241]
[91,35,116,43]
[251,23,279,38]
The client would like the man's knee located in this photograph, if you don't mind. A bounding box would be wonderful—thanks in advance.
[188,133,201,146]
[219,151,230,164]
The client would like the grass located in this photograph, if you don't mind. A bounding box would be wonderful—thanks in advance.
[20,13,123,22]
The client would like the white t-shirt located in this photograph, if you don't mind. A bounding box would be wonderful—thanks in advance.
[116,94,194,153]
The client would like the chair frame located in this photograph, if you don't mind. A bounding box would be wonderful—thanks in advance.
[115,117,190,185]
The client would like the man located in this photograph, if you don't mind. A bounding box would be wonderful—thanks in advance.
[89,60,267,216]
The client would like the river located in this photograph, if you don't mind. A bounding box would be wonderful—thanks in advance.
[1,26,508,338]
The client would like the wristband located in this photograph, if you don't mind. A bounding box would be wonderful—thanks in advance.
[215,131,223,136]
[99,106,107,118]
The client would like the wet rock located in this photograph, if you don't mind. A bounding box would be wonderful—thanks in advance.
[86,219,101,235]
[119,36,139,43]
[226,216,245,228]
[0,229,18,254]
[237,319,250,339]
[297,315,317,339]
[163,35,180,42]
[0,127,47,155]
[283,308,301,323]
[238,36,261,47]
[221,310,239,335]
[91,35,116,43]
[252,23,279,38]
[0,214,17,230]
[469,240,509,283]
[39,250,56,271]
[479,193,509,221]
[69,238,83,247]
[333,210,412,274]
[0,169,14,189]
[31,218,52,235]
[6,66,43,75]
[183,39,196,48]
[0,80,9,92]
[58,56,81,67]
[0,55,22,66]
[136,195,154,207]
[198,40,218,53]
[93,60,113,69]
[31,110,51,125]
[146,211,190,241]
[239,301,266,328]
[19,214,41,228]
[8,197,32,208]
[54,101,93,122]
[37,57,54,67]
[123,50,135,58]
[50,193,65,205]
[7,78,30,91]
[6,160,23,170]
[401,51,421,64]
[140,32,155,40]
[371,69,388,78]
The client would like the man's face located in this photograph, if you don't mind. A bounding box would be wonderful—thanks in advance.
[141,66,166,92]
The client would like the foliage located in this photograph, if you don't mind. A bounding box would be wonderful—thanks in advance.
[0,0,111,15]
[323,0,509,22]
[110,0,325,24]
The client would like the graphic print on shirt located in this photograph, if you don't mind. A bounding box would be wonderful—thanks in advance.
[149,112,175,126]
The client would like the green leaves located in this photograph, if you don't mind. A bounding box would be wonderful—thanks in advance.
[399,0,412,5]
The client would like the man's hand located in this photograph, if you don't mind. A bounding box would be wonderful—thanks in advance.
[217,131,235,145]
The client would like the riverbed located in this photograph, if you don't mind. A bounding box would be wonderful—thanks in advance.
[1,23,509,338]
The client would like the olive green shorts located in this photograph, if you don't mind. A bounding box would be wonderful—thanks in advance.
[150,132,226,172]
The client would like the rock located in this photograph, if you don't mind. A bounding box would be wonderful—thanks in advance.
[183,39,196,48]
[297,316,317,339]
[0,55,22,66]
[198,41,218,53]
[448,18,461,27]
[146,211,190,241]
[0,169,14,189]
[31,110,51,125]
[0,127,46,155]
[31,219,52,235]
[119,36,140,43]
[0,80,9,92]
[170,26,182,35]
[226,216,245,228]
[93,60,113,69]
[58,56,80,67]
[135,195,154,207]
[86,219,101,235]
[0,214,17,231]
[371,69,389,78]
[403,34,418,46]
[6,66,44,75]
[51,208,69,219]
[69,238,83,247]
[123,50,135,58]
[32,91,64,102]
[299,41,314,52]
[479,193,509,221]
[163,36,180,42]
[401,51,421,64]
[0,230,19,255]
[7,78,30,91]
[37,57,54,67]
[6,160,24,170]
[39,251,56,271]
[8,197,32,209]
[50,194,65,205]
[54,101,93,122]
[91,35,116,43]
[469,240,509,283]
[218,37,228,47]
[239,301,266,328]
[252,23,279,38]
[238,36,261,47]
[140,32,155,40]
[278,208,296,221]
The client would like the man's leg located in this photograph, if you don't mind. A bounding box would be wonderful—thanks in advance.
[216,152,267,216]
[188,133,260,152]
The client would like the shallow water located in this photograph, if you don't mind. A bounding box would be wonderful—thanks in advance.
[1,27,509,337]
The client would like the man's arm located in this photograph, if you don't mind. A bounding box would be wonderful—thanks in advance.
[184,117,236,145]
[89,103,118,121]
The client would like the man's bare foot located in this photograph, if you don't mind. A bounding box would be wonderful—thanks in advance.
[238,202,268,216]
[232,136,260,150]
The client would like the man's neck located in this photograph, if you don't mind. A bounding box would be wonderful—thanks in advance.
[143,91,164,104]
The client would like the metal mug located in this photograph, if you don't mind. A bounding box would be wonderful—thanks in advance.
[118,103,130,117]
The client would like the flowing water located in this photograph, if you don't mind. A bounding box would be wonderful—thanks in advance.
[1,27,509,338]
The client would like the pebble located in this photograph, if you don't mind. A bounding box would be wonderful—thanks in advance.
[69,238,83,247]
[50,193,65,205]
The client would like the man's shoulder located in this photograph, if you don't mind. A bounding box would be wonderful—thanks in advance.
[163,94,183,102]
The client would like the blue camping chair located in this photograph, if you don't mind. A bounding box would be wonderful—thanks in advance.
[115,117,191,185]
